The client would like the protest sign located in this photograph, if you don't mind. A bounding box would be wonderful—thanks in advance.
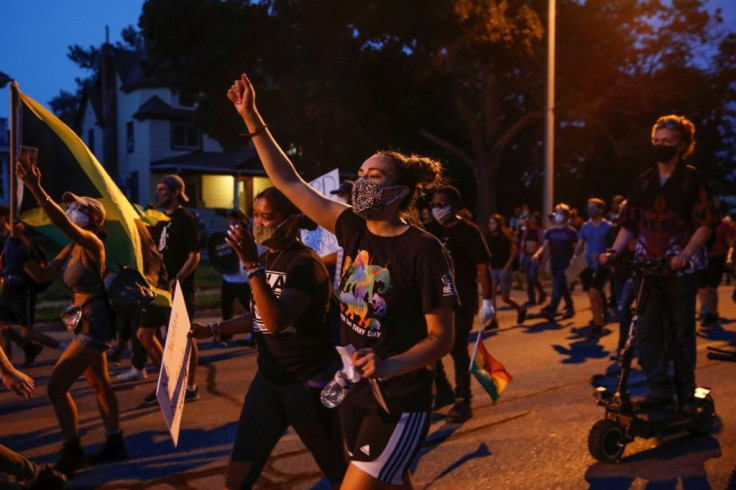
[157,281,192,447]
[300,168,341,257]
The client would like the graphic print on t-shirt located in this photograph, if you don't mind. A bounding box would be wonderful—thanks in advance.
[252,271,296,335]
[157,222,172,252]
[338,249,390,338]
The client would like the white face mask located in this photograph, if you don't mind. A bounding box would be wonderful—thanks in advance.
[66,207,90,228]
[431,205,454,224]
[554,213,565,224]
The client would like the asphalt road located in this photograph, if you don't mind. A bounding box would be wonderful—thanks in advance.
[1,283,735,489]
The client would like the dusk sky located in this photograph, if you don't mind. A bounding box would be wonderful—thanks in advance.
[0,0,734,121]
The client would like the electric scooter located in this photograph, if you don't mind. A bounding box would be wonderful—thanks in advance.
[588,258,716,463]
[706,345,736,489]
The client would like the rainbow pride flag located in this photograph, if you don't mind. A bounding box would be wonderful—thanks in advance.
[469,337,512,403]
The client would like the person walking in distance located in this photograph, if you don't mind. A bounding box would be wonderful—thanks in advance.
[485,214,527,328]
[534,204,578,321]
[424,185,494,423]
[137,175,201,403]
[573,198,613,338]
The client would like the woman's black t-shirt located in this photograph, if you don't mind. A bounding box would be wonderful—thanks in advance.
[335,209,459,412]
[252,242,337,385]
[485,231,513,269]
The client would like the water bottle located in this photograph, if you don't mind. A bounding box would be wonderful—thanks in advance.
[320,369,359,408]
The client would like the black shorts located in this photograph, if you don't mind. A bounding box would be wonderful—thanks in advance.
[339,400,430,485]
[581,267,610,292]
[225,371,345,489]
[701,255,726,289]
[140,305,171,329]
[0,289,36,327]
[140,290,195,328]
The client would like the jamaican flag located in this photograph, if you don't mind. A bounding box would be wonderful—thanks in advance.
[11,84,171,306]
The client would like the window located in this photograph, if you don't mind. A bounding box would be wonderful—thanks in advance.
[171,123,201,150]
[126,121,134,153]
[87,129,95,153]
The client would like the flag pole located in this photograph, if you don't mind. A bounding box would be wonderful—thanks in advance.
[8,81,18,237]
[468,325,483,373]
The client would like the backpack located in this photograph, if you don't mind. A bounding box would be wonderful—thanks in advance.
[102,255,156,316]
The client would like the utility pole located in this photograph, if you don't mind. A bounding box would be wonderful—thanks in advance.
[544,0,556,220]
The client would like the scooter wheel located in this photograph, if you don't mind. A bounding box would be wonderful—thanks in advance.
[588,419,625,463]
[690,395,715,436]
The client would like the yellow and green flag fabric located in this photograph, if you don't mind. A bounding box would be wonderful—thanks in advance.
[470,337,512,403]
[13,85,171,306]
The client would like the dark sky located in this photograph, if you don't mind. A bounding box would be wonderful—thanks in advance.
[0,0,733,120]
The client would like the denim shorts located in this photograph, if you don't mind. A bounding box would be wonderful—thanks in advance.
[491,268,513,294]
[74,296,115,351]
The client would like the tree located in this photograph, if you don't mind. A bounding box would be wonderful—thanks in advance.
[49,27,143,130]
[139,0,735,221]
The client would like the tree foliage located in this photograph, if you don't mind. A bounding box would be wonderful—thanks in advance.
[49,28,143,129]
[103,1,735,219]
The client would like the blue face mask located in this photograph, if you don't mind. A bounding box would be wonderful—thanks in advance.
[65,207,89,228]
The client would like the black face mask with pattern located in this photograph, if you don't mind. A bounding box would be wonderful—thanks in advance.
[350,178,403,219]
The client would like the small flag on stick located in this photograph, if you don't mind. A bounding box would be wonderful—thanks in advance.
[469,335,512,403]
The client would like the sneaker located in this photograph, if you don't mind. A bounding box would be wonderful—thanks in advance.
[522,300,536,307]
[22,342,44,368]
[89,431,128,465]
[117,366,147,382]
[434,389,456,411]
[143,389,157,404]
[516,307,527,325]
[106,343,127,366]
[483,318,499,331]
[54,439,86,477]
[185,385,200,402]
[609,348,622,362]
[562,309,575,319]
[540,307,555,322]
[588,325,603,339]
[25,464,67,490]
[446,399,472,423]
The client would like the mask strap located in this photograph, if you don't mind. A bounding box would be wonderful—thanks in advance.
[383,186,407,207]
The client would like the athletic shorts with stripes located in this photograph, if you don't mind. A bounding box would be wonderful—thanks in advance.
[339,400,431,485]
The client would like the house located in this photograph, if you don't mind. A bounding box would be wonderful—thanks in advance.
[78,44,273,234]
[0,117,8,207]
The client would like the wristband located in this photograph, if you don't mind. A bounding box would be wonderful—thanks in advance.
[207,321,227,346]
[239,124,268,138]
[247,265,266,279]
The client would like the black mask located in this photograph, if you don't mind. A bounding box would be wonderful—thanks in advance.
[651,144,678,164]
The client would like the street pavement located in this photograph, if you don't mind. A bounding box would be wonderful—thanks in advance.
[1,283,736,489]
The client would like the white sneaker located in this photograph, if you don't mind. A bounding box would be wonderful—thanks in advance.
[117,366,147,382]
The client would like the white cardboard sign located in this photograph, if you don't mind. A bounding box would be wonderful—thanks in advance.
[157,281,192,447]
[300,168,342,257]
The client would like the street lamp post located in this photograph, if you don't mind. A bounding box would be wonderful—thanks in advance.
[544,0,556,220]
